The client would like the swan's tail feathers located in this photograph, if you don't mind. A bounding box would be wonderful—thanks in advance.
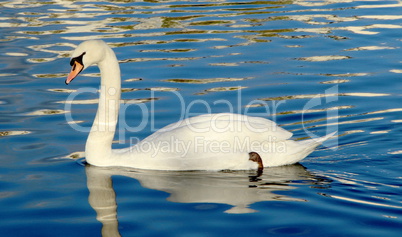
[264,132,336,167]
[299,131,337,154]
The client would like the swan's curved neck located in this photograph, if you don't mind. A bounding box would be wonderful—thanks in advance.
[85,47,121,166]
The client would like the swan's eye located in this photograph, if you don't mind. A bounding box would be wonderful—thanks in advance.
[70,52,86,66]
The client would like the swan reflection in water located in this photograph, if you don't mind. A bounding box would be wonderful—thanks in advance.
[85,164,331,236]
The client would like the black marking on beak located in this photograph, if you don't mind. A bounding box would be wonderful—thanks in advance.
[70,52,86,67]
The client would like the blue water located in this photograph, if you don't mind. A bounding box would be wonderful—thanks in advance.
[1,0,402,236]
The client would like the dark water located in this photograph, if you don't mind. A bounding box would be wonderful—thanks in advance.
[1,0,402,236]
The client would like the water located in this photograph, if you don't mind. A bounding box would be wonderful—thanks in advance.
[1,0,402,236]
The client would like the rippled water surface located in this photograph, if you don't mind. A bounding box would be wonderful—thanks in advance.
[1,0,402,236]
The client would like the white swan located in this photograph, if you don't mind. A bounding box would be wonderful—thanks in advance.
[66,40,334,171]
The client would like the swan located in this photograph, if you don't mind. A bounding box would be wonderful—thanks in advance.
[66,40,334,171]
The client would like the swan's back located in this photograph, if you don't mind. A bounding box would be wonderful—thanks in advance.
[112,113,331,170]
[146,113,292,142]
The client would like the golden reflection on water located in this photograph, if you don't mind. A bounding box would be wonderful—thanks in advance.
[145,87,179,92]
[297,55,351,62]
[49,87,177,93]
[0,131,31,137]
[164,77,252,84]
[25,109,66,116]
[345,46,397,51]
[120,56,203,63]
[258,92,390,102]
[57,98,157,105]
[48,88,78,93]
[319,73,370,77]
[195,86,247,95]
[63,151,85,160]
[34,73,67,78]
[320,79,350,84]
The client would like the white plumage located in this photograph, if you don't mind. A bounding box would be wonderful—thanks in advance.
[66,40,334,171]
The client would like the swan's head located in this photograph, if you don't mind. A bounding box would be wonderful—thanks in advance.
[66,40,110,85]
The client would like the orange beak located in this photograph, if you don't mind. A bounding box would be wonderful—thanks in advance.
[66,61,84,85]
